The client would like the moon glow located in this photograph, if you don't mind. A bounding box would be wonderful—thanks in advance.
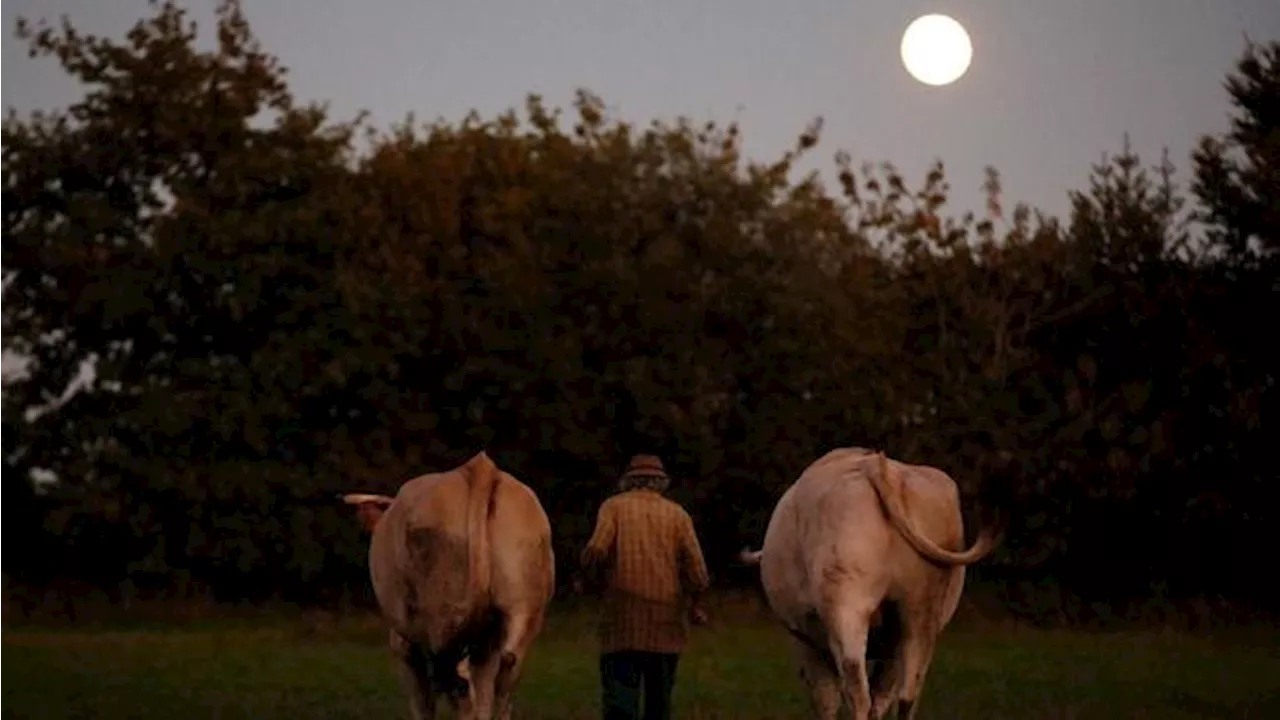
[901,14,973,86]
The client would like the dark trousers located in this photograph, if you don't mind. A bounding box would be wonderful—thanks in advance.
[600,651,680,720]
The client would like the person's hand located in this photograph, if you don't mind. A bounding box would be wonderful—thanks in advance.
[571,574,586,595]
[690,605,709,626]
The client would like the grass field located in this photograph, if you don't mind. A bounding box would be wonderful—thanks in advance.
[4,597,1278,719]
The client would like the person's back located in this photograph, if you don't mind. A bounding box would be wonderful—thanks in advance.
[581,455,710,720]
[598,489,700,601]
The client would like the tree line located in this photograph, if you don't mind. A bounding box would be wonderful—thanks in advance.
[3,1,1277,620]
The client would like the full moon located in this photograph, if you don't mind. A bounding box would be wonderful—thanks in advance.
[900,14,973,86]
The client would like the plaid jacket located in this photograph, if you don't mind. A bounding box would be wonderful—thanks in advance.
[581,488,711,654]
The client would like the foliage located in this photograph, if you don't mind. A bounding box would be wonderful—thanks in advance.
[3,2,1277,613]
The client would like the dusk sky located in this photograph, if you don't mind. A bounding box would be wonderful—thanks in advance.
[4,0,1279,222]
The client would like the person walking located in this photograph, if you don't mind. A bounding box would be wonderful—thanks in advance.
[580,454,711,720]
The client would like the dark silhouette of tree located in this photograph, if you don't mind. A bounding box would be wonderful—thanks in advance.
[1186,39,1280,611]
[3,0,367,599]
[3,1,1276,619]
[1193,40,1280,267]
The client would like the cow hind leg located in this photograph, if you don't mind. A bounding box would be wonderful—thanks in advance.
[461,654,503,720]
[462,644,521,720]
[492,611,542,720]
[896,615,941,720]
[826,604,877,720]
[492,651,520,720]
[792,637,842,720]
[394,639,438,720]
[449,607,516,720]
[867,600,906,719]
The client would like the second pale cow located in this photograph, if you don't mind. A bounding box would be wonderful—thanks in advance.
[740,447,1002,720]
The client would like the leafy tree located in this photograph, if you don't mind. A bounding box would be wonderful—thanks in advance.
[4,0,1276,618]
[3,0,366,597]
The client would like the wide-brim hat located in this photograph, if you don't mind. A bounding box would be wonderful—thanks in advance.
[620,454,670,482]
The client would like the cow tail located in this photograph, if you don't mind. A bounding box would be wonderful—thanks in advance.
[464,451,502,605]
[866,451,1001,567]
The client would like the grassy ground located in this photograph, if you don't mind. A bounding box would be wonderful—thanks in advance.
[4,597,1278,719]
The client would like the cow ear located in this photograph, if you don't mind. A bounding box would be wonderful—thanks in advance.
[354,503,385,532]
[340,494,395,533]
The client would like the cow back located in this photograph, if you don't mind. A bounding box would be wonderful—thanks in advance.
[487,471,555,616]
[369,461,490,649]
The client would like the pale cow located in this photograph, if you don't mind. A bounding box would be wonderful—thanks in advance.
[343,451,555,720]
[739,447,1002,720]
